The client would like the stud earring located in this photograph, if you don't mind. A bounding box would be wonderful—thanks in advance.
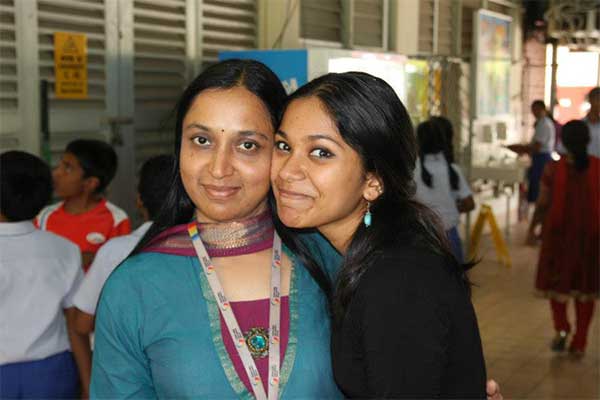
[363,202,372,227]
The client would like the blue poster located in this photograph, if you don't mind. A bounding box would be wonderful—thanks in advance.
[219,49,308,94]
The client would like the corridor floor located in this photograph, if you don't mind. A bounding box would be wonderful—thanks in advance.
[470,222,599,399]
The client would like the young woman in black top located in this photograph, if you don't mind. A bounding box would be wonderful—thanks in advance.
[271,71,487,398]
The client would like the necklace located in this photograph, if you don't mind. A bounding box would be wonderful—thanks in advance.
[197,211,274,257]
[144,209,274,258]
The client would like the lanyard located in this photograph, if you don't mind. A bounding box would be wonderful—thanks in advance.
[187,222,282,400]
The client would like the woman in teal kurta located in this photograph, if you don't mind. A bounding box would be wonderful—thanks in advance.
[90,59,342,398]
[91,238,342,398]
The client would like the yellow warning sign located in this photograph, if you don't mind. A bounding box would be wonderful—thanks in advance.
[469,204,511,268]
[54,32,87,99]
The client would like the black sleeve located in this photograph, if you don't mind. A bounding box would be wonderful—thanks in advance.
[353,252,456,398]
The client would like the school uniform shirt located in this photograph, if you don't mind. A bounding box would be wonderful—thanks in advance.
[0,221,83,365]
[415,153,473,230]
[73,221,152,315]
[35,199,131,271]
[586,118,600,158]
[532,116,556,154]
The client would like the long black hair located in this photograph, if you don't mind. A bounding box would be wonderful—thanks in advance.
[129,59,331,296]
[430,115,456,163]
[561,119,590,172]
[279,72,468,322]
[417,119,460,191]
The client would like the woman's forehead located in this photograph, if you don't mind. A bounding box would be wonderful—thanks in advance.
[184,88,274,131]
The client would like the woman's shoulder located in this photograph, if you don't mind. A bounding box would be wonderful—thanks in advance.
[110,251,188,278]
[101,252,192,303]
[294,230,342,278]
[359,244,460,295]
[350,244,469,326]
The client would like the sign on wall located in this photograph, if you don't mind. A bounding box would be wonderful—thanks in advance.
[54,32,88,99]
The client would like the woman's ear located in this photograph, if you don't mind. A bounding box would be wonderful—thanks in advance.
[363,172,384,202]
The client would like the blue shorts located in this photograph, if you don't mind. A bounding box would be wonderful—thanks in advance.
[527,152,552,203]
[0,351,79,399]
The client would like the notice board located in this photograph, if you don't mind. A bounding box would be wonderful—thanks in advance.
[54,32,87,99]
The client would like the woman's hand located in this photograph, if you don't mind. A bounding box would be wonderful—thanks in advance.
[525,229,538,246]
[486,379,503,400]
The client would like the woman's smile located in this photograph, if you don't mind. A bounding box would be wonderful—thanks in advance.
[201,184,241,200]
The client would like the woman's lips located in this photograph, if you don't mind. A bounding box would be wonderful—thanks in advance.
[277,188,313,206]
[278,188,312,200]
[202,184,240,199]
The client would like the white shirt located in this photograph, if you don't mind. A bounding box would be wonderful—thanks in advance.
[72,222,152,315]
[585,117,600,158]
[555,117,600,158]
[532,116,556,153]
[0,221,83,364]
[415,153,473,230]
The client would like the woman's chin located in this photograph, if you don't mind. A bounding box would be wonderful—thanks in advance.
[277,208,311,229]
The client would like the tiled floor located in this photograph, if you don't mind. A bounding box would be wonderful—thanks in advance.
[470,221,599,399]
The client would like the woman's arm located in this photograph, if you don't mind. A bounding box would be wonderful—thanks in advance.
[527,164,553,245]
[91,271,156,398]
[451,164,475,214]
[457,195,475,213]
[65,308,92,399]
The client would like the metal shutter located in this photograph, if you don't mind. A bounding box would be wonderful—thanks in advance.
[300,0,343,44]
[201,0,257,66]
[418,0,434,54]
[0,0,18,149]
[461,0,478,57]
[132,0,188,165]
[353,0,385,49]
[418,0,455,56]
[437,0,452,56]
[488,2,511,16]
[37,0,108,164]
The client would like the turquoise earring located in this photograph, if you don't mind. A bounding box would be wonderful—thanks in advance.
[363,202,372,227]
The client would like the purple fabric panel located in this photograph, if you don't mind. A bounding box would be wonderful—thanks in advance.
[220,296,290,395]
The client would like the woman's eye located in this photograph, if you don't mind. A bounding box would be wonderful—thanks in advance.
[192,136,210,146]
[238,141,259,151]
[309,148,334,158]
[275,141,290,152]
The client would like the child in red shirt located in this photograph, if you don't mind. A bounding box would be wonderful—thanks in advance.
[36,139,130,271]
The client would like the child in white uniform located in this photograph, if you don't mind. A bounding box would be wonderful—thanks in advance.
[414,119,474,263]
[0,151,84,398]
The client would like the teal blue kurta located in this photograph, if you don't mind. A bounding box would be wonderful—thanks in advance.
[90,234,342,399]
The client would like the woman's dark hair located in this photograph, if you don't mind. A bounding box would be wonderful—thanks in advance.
[561,119,590,171]
[280,72,469,322]
[0,151,52,221]
[130,59,331,295]
[416,119,460,191]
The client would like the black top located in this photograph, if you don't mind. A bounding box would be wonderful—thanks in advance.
[331,245,486,399]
